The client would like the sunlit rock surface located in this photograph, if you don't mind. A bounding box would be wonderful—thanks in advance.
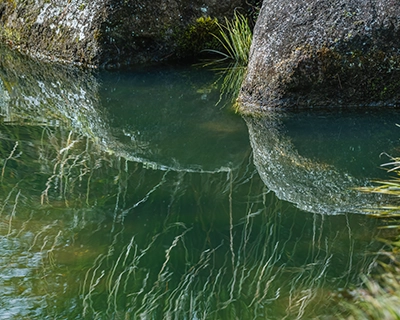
[0,0,257,67]
[239,0,400,110]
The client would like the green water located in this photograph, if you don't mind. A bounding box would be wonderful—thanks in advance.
[0,47,399,319]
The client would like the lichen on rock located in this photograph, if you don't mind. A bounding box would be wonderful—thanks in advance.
[238,0,400,111]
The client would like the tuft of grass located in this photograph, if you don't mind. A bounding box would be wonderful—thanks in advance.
[204,11,252,65]
[213,63,248,110]
[199,11,253,109]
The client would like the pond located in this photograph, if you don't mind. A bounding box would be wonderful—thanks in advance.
[0,46,399,319]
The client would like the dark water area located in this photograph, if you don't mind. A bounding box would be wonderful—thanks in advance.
[283,109,400,179]
[97,67,250,172]
[0,46,399,319]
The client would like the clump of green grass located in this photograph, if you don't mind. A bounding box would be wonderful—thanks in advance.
[205,11,253,65]
[178,16,222,58]
[200,11,253,110]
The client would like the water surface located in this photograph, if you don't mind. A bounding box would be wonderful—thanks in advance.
[0,47,398,319]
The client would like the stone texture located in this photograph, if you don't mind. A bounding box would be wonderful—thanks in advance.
[0,0,106,65]
[239,0,400,111]
[0,0,257,67]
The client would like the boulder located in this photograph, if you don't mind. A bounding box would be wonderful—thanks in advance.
[239,0,400,111]
[0,0,258,67]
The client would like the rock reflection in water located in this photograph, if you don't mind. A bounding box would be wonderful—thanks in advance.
[0,44,249,173]
[244,111,393,215]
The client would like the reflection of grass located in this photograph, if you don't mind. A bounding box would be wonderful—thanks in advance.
[1,140,19,182]
[0,120,381,319]
[0,122,132,317]
[40,129,101,206]
[0,125,364,318]
[214,63,248,109]
[80,175,364,320]
[0,122,117,207]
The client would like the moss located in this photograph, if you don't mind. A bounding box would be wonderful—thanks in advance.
[4,0,16,9]
[1,26,21,44]
[93,29,101,41]
[175,16,223,59]
[0,0,100,66]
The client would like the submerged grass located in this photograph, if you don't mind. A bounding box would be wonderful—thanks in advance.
[0,103,386,319]
[78,166,376,320]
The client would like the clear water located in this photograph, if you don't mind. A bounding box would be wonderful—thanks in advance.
[0,47,398,319]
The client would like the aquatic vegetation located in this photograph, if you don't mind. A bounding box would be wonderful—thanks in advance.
[0,121,378,319]
[1,43,395,319]
[80,178,361,320]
